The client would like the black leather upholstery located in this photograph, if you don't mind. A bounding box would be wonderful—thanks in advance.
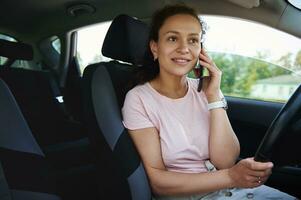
[0,68,70,146]
[82,14,151,199]
[102,14,149,66]
[0,40,83,147]
[0,39,33,60]
[0,79,60,200]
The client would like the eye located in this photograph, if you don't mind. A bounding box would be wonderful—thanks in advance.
[167,36,177,42]
[189,38,200,45]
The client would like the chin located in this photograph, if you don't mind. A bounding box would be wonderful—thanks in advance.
[169,70,191,77]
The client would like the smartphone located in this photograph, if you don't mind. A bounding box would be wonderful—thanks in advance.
[194,42,204,92]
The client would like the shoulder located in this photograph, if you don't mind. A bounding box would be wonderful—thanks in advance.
[125,83,149,99]
[124,82,151,106]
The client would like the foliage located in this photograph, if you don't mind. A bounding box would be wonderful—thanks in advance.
[294,50,301,70]
[199,51,294,98]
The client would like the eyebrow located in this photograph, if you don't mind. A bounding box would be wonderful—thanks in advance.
[164,31,200,37]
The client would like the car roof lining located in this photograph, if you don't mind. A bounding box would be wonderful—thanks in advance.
[0,0,300,41]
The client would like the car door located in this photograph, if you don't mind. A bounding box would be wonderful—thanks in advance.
[227,97,301,197]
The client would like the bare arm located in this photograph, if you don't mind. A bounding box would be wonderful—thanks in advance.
[208,105,240,169]
[128,127,234,196]
[200,47,240,169]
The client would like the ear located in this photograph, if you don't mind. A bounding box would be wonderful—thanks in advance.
[150,40,158,60]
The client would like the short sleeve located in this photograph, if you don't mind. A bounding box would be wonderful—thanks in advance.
[122,89,155,130]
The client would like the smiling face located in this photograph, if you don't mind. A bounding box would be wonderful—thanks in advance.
[150,14,202,78]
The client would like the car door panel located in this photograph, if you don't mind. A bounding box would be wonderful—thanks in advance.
[227,96,282,157]
[227,97,301,197]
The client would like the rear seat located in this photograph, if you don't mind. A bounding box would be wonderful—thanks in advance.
[0,39,83,147]
[0,79,61,200]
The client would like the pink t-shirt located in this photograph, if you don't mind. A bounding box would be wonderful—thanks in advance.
[122,78,210,173]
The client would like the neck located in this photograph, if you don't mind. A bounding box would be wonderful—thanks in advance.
[150,74,188,99]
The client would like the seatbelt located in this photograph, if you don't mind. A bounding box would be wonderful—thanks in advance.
[47,72,71,120]
[0,162,12,200]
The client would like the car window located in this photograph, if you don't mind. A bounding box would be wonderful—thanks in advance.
[189,15,301,103]
[0,34,17,65]
[76,17,301,103]
[76,21,112,74]
[51,37,61,54]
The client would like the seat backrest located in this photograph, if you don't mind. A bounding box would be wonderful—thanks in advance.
[63,56,83,122]
[0,39,71,146]
[82,15,151,200]
[0,38,33,67]
[0,79,61,200]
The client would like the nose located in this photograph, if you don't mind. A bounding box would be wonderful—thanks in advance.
[177,40,189,54]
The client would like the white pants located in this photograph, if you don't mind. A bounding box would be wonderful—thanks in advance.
[152,185,296,200]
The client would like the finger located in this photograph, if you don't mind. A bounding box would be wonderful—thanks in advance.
[245,169,271,187]
[201,48,210,59]
[199,60,221,74]
[249,174,268,182]
[199,53,213,64]
[253,162,273,171]
[246,179,262,189]
[250,157,274,167]
[248,169,272,178]
[243,176,265,189]
[245,174,259,183]
[259,176,269,184]
[199,53,220,72]
[243,158,274,171]
[201,50,216,66]
[254,176,268,187]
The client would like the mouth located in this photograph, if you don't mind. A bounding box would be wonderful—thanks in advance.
[171,58,191,65]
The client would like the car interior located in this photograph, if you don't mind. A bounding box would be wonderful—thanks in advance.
[0,0,301,199]
[0,78,60,200]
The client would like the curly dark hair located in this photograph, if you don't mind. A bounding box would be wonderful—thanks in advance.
[134,3,206,85]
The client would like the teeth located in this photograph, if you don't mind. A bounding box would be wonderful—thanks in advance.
[173,59,189,63]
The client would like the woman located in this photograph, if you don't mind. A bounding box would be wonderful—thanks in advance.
[122,4,295,199]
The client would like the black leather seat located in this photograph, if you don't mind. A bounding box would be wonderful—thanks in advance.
[82,15,151,200]
[0,39,33,67]
[0,79,61,200]
[0,39,83,147]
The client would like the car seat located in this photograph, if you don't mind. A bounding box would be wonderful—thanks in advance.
[0,79,61,200]
[82,14,151,200]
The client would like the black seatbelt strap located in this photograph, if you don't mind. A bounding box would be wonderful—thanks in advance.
[47,74,71,119]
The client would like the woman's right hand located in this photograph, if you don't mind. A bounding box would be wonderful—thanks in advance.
[228,157,273,188]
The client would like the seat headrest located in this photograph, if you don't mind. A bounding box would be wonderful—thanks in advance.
[102,14,149,66]
[0,39,33,60]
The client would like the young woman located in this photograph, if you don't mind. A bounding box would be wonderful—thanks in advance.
[122,4,295,200]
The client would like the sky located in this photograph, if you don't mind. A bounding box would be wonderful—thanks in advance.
[77,15,301,70]
[202,15,301,63]
[77,22,112,68]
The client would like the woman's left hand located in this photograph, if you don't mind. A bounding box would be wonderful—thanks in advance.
[199,48,222,103]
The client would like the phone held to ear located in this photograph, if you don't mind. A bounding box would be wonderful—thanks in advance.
[193,42,204,92]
